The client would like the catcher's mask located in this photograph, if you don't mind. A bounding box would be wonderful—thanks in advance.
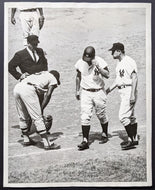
[49,70,60,85]
[83,46,95,62]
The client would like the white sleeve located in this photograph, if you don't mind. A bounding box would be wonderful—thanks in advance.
[128,59,138,76]
[48,74,58,87]
[75,60,80,71]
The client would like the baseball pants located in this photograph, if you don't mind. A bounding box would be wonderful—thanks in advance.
[80,89,108,126]
[119,87,137,126]
[20,11,40,45]
[13,82,46,134]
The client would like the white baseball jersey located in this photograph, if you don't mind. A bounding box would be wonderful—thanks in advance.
[115,55,137,87]
[75,56,107,89]
[75,56,108,126]
[22,71,58,91]
[115,55,138,126]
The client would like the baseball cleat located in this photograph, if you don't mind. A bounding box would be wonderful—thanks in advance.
[120,141,129,146]
[121,141,135,150]
[99,136,108,144]
[23,139,36,146]
[44,143,60,150]
[77,141,89,150]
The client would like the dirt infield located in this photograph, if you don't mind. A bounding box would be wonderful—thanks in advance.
[7,7,147,185]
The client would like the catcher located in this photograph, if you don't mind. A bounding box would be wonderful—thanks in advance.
[13,70,60,150]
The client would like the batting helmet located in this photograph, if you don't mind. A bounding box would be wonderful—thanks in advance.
[83,46,95,62]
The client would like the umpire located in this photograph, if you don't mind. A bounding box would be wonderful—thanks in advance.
[75,46,109,150]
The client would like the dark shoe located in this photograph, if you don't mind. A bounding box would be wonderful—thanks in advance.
[44,143,60,150]
[132,141,139,146]
[120,141,129,146]
[99,136,108,144]
[23,139,36,146]
[78,141,89,150]
[121,141,135,150]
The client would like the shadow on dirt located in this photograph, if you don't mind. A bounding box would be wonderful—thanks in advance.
[12,125,20,129]
[17,132,63,150]
[78,129,128,145]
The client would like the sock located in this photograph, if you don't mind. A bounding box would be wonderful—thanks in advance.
[101,122,108,137]
[125,124,133,142]
[82,125,90,142]
[131,123,137,139]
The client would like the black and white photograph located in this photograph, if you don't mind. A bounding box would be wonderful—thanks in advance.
[4,2,152,187]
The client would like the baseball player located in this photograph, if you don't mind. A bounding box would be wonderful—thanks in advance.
[13,70,60,150]
[107,42,139,150]
[11,7,45,46]
[75,46,109,150]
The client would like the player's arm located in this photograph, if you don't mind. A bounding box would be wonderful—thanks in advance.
[11,8,16,25]
[38,8,45,30]
[76,70,81,100]
[8,53,23,80]
[106,80,117,94]
[130,71,138,105]
[41,84,57,115]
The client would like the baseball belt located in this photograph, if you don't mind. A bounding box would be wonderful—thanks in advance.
[82,88,102,92]
[20,9,37,12]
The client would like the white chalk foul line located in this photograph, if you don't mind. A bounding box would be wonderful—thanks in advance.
[8,147,75,158]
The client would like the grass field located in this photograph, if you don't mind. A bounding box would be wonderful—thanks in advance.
[5,4,150,186]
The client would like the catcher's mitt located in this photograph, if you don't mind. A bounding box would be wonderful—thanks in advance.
[39,16,45,30]
[44,115,53,132]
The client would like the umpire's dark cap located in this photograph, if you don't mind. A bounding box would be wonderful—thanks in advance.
[83,46,95,62]
[27,35,40,44]
[49,70,61,85]
[109,42,124,51]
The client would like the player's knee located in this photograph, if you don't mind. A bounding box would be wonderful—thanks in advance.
[81,115,91,125]
[119,117,130,126]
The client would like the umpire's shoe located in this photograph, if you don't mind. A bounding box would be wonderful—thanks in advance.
[78,141,89,150]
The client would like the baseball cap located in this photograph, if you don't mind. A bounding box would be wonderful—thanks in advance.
[49,70,61,85]
[109,42,124,52]
[82,46,95,62]
[27,35,40,44]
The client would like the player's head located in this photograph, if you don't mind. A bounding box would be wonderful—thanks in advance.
[109,43,125,59]
[49,70,61,85]
[27,35,40,49]
[83,46,95,64]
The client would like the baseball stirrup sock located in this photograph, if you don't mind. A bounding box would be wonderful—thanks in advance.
[101,122,108,136]
[82,125,90,141]
[125,124,133,142]
[131,123,137,139]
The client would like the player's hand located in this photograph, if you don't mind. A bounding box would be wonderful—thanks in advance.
[130,95,136,105]
[75,91,80,100]
[11,17,16,25]
[20,72,30,81]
